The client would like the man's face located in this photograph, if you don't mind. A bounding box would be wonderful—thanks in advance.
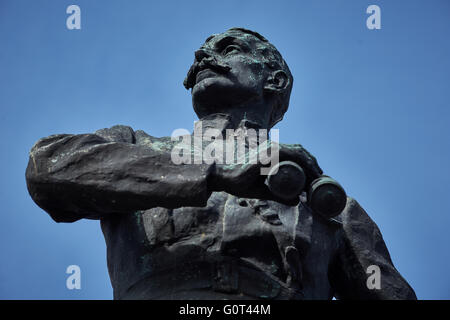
[184,31,269,117]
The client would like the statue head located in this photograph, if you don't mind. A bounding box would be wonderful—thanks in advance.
[184,27,293,129]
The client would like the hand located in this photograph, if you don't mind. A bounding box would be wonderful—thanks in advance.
[277,143,323,187]
[209,140,323,204]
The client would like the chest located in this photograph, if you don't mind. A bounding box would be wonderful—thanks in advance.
[101,192,342,299]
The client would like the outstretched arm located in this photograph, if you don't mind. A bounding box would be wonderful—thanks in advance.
[329,197,417,300]
[26,125,213,222]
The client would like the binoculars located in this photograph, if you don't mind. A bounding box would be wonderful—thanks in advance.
[265,161,347,219]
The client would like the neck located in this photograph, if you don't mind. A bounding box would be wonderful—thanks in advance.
[194,112,270,143]
[196,101,272,132]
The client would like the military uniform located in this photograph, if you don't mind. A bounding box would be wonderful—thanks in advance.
[26,125,416,300]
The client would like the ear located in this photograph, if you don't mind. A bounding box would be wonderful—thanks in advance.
[264,70,290,93]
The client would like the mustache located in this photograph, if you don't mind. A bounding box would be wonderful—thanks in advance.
[183,57,231,90]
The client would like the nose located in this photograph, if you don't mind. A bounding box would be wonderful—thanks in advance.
[195,48,212,62]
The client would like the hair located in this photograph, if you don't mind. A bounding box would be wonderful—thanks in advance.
[207,27,293,127]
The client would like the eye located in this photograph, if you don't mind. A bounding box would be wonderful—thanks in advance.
[222,45,241,56]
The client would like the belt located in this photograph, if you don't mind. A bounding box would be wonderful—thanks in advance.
[121,257,304,300]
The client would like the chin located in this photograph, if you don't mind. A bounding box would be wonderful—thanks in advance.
[192,77,261,116]
[193,77,232,95]
[192,78,235,107]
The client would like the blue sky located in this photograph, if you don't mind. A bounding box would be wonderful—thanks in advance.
[0,0,449,299]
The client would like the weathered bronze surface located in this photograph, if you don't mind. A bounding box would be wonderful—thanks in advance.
[26,28,416,300]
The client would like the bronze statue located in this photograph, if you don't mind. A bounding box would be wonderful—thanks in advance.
[26,28,416,300]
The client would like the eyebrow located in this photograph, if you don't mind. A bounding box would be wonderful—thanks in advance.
[213,36,249,51]
[204,35,215,43]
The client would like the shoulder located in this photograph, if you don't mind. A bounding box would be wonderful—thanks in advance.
[94,124,136,143]
[134,129,178,152]
[94,124,176,151]
[337,197,378,229]
[335,197,391,259]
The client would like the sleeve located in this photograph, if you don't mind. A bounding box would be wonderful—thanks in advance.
[25,125,213,222]
[329,197,417,300]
